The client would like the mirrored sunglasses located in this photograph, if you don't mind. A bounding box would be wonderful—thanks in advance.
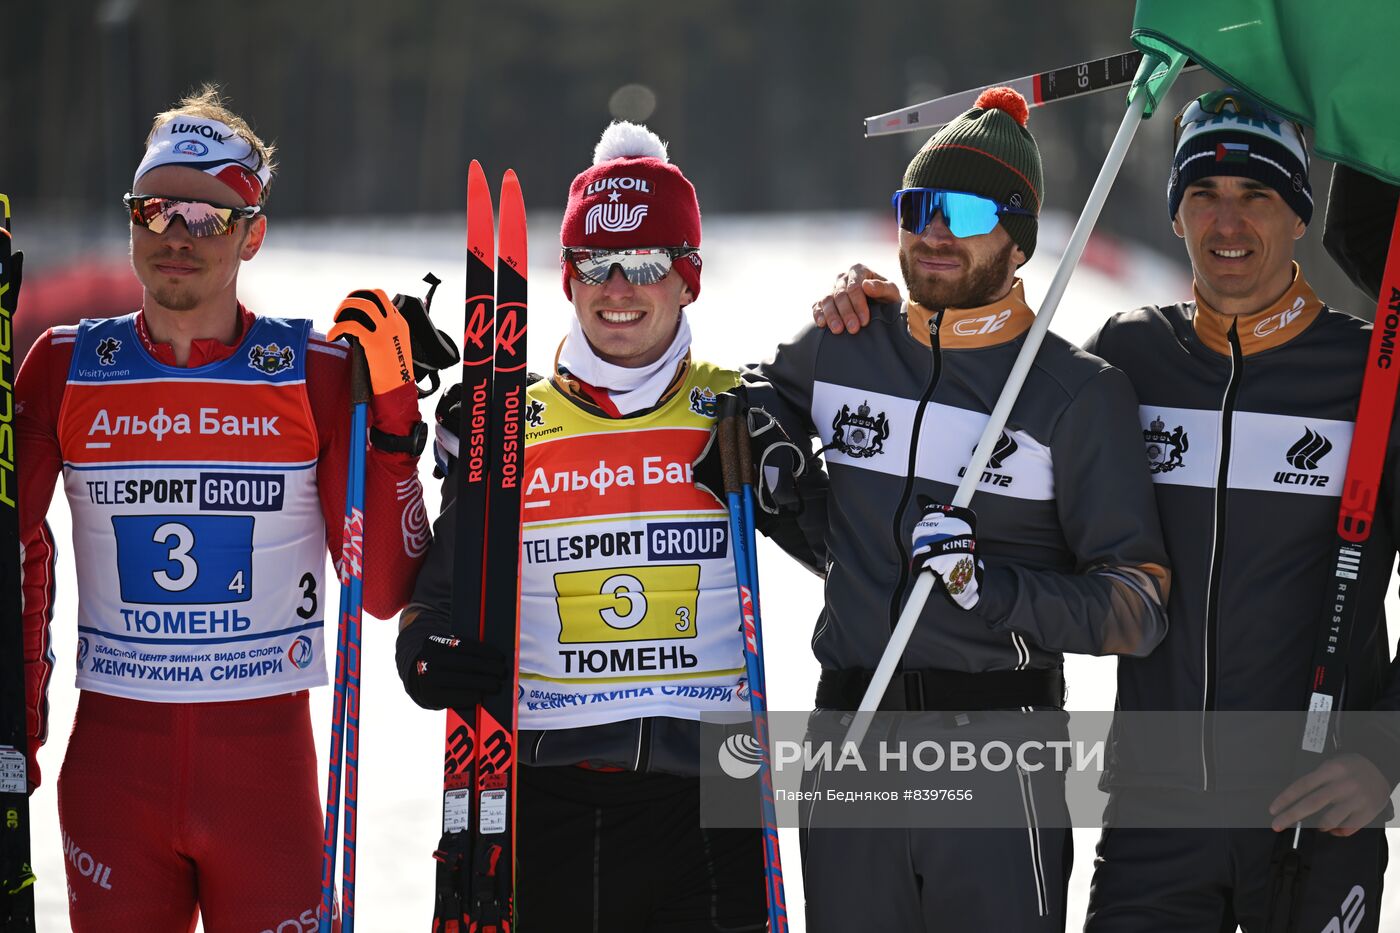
[891,188,1033,239]
[124,194,261,238]
[561,246,698,287]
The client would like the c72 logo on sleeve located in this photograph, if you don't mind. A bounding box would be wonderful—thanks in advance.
[553,564,700,644]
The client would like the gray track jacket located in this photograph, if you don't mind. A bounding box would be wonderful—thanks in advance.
[1086,268,1400,789]
[753,281,1171,699]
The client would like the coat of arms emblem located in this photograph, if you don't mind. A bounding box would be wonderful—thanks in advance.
[248,343,295,375]
[96,337,121,366]
[689,386,718,418]
[832,401,890,458]
[1144,415,1188,473]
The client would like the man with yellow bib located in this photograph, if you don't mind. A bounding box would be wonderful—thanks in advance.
[398,122,815,932]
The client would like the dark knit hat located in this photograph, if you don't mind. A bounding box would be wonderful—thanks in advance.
[560,121,702,300]
[902,86,1043,258]
[1168,88,1312,224]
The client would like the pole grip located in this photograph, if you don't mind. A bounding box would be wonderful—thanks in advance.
[348,340,371,407]
[735,409,755,491]
[717,393,744,496]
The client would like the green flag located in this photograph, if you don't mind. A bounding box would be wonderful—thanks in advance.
[1132,0,1400,184]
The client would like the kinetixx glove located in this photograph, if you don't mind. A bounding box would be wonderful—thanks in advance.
[396,620,509,711]
[911,501,983,610]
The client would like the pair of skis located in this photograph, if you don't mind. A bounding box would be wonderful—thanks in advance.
[0,195,36,933]
[432,162,527,933]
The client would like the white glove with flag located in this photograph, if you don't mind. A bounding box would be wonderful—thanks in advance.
[911,501,983,610]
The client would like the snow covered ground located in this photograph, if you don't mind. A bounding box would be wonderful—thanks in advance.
[24,211,1400,930]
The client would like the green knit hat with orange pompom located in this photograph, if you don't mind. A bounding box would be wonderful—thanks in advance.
[902,86,1043,259]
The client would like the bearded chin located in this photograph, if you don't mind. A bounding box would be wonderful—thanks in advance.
[150,284,201,312]
[900,238,1015,310]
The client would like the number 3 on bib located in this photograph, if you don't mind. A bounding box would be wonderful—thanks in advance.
[112,514,256,604]
[553,565,701,644]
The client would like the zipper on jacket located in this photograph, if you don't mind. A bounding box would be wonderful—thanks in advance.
[1200,319,1244,790]
[885,309,946,707]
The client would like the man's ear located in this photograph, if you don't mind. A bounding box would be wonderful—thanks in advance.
[240,214,267,261]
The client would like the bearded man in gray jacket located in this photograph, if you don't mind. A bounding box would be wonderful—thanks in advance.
[754,86,1171,932]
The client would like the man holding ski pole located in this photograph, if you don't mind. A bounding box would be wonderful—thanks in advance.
[754,87,1171,930]
[398,121,816,931]
[15,85,431,931]
[811,88,1400,931]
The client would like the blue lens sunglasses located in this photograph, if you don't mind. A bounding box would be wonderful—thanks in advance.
[892,187,1034,239]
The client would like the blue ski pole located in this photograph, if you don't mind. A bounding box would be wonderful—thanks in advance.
[718,399,788,932]
[319,341,370,933]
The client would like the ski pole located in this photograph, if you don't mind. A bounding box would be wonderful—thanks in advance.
[341,342,369,933]
[718,399,788,933]
[845,53,1186,749]
[318,590,349,933]
[319,341,371,933]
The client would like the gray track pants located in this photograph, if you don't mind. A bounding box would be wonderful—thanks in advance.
[1085,793,1386,932]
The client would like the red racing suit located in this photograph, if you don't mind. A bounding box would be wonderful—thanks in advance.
[16,306,429,932]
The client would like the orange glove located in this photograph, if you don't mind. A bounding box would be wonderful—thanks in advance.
[327,288,413,396]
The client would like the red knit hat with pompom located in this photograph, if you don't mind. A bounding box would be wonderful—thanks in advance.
[560,121,702,300]
[901,86,1044,259]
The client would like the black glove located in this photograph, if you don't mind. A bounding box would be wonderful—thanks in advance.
[1323,163,1398,304]
[693,387,806,514]
[396,618,509,711]
[392,273,462,398]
